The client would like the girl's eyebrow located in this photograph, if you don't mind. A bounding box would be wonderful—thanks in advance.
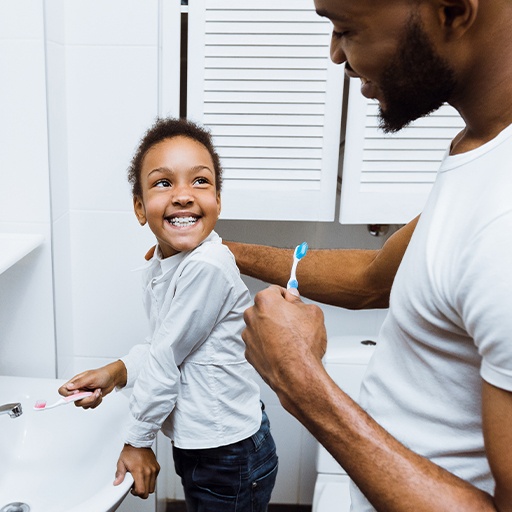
[147,165,214,177]
[189,165,215,175]
[147,166,172,178]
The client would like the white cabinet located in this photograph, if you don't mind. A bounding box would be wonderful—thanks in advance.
[184,0,345,221]
[339,79,465,224]
[44,0,346,223]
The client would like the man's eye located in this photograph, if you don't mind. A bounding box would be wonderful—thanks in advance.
[332,29,347,39]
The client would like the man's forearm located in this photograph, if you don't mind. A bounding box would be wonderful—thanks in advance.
[225,216,419,310]
[282,367,495,512]
[225,240,385,308]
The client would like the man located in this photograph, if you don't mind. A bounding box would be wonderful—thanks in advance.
[227,0,512,510]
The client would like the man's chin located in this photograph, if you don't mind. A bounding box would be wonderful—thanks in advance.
[378,106,414,134]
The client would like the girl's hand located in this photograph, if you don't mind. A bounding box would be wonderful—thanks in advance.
[58,360,127,409]
[114,444,160,499]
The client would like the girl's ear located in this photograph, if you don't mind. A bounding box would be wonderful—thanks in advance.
[216,192,222,216]
[133,195,147,226]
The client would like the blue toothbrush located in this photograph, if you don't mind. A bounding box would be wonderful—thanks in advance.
[287,242,308,290]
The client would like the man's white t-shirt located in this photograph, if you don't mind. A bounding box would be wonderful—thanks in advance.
[351,123,512,510]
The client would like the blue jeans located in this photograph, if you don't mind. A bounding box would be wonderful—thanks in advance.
[173,409,278,512]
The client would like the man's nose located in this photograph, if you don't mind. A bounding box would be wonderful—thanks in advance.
[330,35,347,65]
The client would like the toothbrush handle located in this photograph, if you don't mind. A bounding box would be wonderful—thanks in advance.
[287,259,300,289]
[64,391,94,403]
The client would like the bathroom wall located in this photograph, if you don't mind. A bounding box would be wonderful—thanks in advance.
[0,1,390,508]
[0,2,56,378]
[44,0,161,379]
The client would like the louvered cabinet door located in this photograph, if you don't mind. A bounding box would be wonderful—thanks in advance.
[185,0,345,221]
[339,79,465,224]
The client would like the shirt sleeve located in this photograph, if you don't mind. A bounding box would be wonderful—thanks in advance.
[456,211,512,391]
[123,256,237,447]
[120,337,151,389]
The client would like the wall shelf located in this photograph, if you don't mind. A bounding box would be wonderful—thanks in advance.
[0,233,45,275]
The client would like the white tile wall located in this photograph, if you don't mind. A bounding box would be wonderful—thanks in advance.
[68,210,155,358]
[0,1,44,39]
[52,213,74,377]
[0,39,50,224]
[0,1,55,378]
[44,0,65,44]
[65,45,159,212]
[63,0,159,46]
[0,224,55,378]
[46,39,69,221]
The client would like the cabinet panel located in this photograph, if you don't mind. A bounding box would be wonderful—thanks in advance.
[339,79,465,224]
[185,0,344,221]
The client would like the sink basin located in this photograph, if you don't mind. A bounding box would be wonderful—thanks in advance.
[0,375,133,512]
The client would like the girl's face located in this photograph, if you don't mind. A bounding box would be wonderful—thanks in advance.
[134,136,221,258]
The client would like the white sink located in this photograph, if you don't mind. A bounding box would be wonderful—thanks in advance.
[0,375,133,512]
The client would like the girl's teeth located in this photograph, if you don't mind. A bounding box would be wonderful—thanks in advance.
[169,216,198,227]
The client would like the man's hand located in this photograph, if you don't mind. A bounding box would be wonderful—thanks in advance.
[114,444,160,499]
[242,285,327,413]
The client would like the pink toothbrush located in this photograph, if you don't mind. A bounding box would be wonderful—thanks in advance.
[33,391,94,411]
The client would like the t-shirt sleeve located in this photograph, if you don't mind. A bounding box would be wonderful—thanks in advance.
[456,211,512,391]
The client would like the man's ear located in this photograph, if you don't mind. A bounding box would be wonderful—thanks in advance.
[437,0,478,35]
[133,195,147,226]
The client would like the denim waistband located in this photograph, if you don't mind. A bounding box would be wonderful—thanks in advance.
[247,408,270,451]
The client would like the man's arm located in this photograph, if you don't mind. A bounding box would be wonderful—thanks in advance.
[225,216,419,309]
[242,287,512,511]
[482,381,512,511]
[294,361,509,511]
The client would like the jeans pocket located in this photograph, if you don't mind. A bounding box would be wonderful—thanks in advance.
[251,458,278,512]
[192,456,242,500]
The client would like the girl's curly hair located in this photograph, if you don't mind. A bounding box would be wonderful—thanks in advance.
[128,117,223,197]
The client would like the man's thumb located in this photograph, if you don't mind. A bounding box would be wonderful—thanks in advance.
[286,287,302,300]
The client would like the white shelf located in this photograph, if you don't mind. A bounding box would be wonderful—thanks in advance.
[0,233,45,275]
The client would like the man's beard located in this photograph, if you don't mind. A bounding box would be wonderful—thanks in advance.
[378,14,457,133]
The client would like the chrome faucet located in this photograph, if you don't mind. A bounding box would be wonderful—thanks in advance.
[0,402,23,418]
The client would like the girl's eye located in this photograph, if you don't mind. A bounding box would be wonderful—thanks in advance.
[155,179,171,188]
[194,177,209,185]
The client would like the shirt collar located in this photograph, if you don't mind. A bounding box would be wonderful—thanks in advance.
[150,230,220,276]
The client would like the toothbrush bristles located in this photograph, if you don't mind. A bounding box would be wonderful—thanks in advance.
[34,400,47,409]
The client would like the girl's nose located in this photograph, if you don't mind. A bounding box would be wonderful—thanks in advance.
[171,186,194,206]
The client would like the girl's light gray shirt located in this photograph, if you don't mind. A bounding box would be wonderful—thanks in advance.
[121,231,262,449]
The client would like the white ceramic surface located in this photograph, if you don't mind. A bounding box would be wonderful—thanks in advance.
[0,233,45,275]
[0,375,133,512]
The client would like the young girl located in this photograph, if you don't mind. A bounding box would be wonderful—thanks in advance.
[59,118,278,511]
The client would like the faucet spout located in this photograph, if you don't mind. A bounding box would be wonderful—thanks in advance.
[0,402,23,418]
